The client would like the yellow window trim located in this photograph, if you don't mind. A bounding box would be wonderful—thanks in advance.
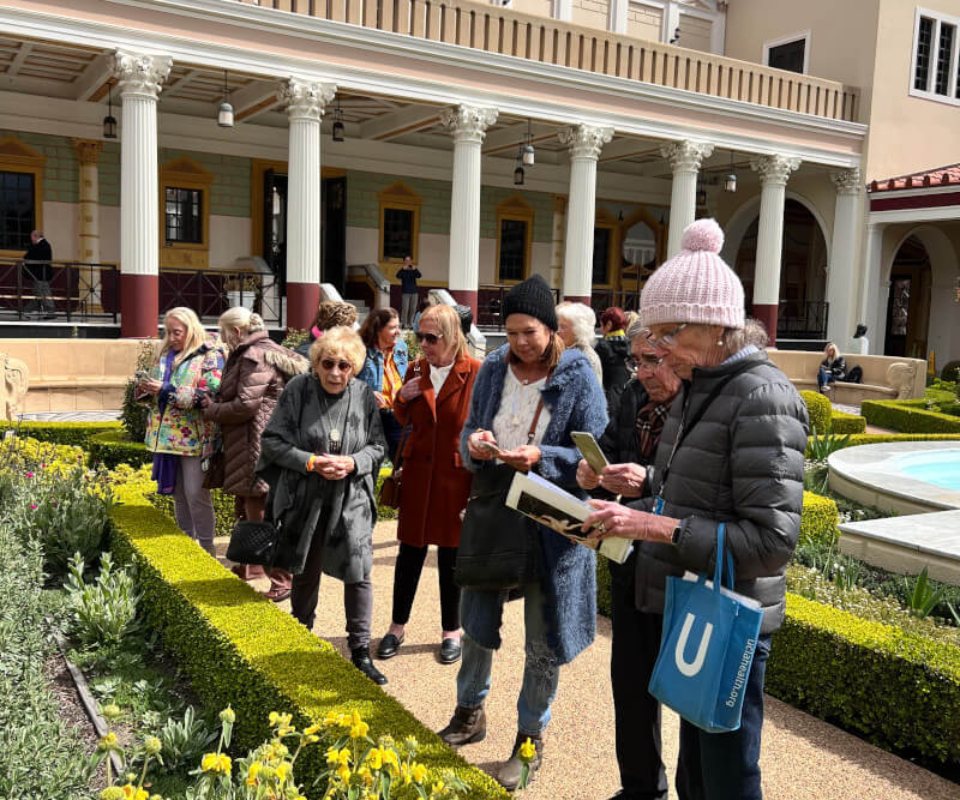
[495,194,535,285]
[159,156,214,270]
[0,136,45,260]
[378,181,422,280]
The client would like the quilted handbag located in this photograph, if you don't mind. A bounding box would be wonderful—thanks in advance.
[225,520,279,567]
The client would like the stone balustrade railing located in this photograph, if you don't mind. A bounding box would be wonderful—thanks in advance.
[235,0,860,122]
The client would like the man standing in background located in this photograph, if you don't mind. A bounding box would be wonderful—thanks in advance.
[22,230,54,319]
[398,254,421,328]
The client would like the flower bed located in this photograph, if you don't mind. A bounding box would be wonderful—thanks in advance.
[861,399,960,434]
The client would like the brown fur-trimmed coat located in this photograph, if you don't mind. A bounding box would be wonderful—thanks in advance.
[204,331,308,496]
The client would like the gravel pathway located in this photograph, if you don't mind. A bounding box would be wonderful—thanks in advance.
[239,522,960,799]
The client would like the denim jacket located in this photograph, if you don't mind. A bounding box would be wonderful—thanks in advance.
[357,338,409,395]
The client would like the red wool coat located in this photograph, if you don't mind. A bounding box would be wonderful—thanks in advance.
[393,353,481,548]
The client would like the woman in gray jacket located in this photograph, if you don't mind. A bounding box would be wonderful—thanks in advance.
[584,219,808,800]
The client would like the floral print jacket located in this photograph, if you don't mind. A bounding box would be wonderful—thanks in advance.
[144,341,225,457]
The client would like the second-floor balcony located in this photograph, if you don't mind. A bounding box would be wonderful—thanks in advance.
[235,0,860,122]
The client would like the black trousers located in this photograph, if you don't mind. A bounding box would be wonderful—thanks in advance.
[391,542,460,632]
[610,552,668,800]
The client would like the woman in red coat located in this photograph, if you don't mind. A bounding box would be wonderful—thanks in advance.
[376,304,481,665]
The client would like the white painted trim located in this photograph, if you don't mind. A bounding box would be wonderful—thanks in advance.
[609,0,629,35]
[555,0,573,22]
[869,207,960,225]
[762,30,811,75]
[909,6,960,107]
[0,3,865,169]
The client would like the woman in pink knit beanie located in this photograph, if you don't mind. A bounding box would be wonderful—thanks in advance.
[582,218,809,800]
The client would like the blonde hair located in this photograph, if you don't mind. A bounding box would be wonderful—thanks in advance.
[314,300,358,332]
[556,301,598,350]
[161,307,207,367]
[309,325,366,374]
[419,304,468,360]
[218,307,265,343]
[824,341,841,360]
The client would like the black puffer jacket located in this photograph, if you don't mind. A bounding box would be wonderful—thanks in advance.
[630,351,808,634]
[595,335,630,408]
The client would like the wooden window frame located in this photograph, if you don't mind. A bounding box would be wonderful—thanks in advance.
[495,194,535,285]
[159,156,214,270]
[378,181,422,281]
[591,207,618,289]
[0,136,44,259]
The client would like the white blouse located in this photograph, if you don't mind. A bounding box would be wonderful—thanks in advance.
[492,367,551,451]
[429,361,454,395]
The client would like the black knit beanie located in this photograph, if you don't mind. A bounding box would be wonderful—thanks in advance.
[501,274,558,331]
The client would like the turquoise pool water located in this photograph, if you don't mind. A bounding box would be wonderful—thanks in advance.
[894,450,960,492]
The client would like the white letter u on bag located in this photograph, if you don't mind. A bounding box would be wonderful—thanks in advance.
[674,614,713,677]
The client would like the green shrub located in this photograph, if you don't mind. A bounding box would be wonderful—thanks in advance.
[107,484,509,799]
[800,390,831,434]
[861,399,960,433]
[64,550,140,647]
[767,593,960,765]
[940,360,960,383]
[121,341,154,443]
[0,419,122,448]
[799,491,838,547]
[596,556,612,618]
[89,428,151,468]
[280,328,310,351]
[939,400,960,418]
[829,409,866,434]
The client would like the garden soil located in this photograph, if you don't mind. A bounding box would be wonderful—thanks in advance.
[230,522,960,800]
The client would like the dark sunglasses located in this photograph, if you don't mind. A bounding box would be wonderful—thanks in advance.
[320,359,353,372]
[415,331,444,345]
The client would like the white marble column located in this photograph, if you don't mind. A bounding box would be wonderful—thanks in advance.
[278,77,336,332]
[826,168,863,350]
[71,139,104,311]
[441,104,498,316]
[660,140,714,259]
[750,154,801,345]
[113,50,171,338]
[558,124,613,303]
[859,222,886,354]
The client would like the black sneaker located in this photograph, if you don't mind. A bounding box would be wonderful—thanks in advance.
[351,646,388,685]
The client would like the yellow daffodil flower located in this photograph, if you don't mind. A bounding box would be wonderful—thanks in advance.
[276,762,290,782]
[410,762,428,783]
[519,737,537,761]
[336,764,351,783]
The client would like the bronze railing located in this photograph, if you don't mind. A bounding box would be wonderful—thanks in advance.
[0,259,120,322]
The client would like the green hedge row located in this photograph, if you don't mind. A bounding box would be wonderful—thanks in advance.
[861,399,960,434]
[829,409,866,435]
[767,593,960,765]
[88,428,151,468]
[799,390,831,434]
[109,485,509,799]
[0,419,122,447]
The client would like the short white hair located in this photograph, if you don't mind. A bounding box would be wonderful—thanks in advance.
[556,302,597,349]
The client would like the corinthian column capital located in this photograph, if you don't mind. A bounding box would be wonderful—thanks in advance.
[72,138,104,166]
[112,50,172,99]
[660,140,714,173]
[279,78,337,122]
[831,168,862,195]
[441,105,498,144]
[558,124,614,160]
[751,154,802,186]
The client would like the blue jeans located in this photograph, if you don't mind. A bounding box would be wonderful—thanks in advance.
[817,367,835,391]
[675,635,771,800]
[456,583,560,736]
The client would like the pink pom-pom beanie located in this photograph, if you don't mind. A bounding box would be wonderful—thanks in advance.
[640,218,745,330]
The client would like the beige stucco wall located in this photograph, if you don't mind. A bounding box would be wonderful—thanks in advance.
[677,13,712,53]
[626,1,661,40]
[511,0,555,20]
[864,0,960,180]
[723,0,880,119]
[571,0,611,33]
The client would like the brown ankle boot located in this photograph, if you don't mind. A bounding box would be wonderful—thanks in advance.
[497,731,543,791]
[438,705,486,747]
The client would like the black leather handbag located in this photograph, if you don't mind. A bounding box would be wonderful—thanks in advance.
[226,519,280,567]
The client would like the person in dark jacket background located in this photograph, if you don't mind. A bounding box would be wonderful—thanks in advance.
[203,306,308,600]
[817,342,846,394]
[576,319,681,800]
[595,306,631,409]
[22,229,54,318]
[584,219,808,800]
[398,255,422,328]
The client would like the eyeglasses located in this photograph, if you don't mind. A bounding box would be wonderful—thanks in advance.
[625,355,663,375]
[645,322,689,350]
[320,359,353,372]
[414,331,444,345]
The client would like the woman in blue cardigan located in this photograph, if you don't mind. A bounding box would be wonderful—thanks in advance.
[438,275,607,790]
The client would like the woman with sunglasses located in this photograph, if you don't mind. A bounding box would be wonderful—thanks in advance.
[376,304,481,666]
[258,326,388,686]
[583,220,807,800]
[358,308,408,461]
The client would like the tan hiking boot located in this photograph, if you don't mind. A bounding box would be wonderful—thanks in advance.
[497,731,543,791]
[438,704,487,747]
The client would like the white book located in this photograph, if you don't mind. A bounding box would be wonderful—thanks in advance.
[505,471,632,564]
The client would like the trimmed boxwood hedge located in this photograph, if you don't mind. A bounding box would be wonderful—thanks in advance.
[88,428,151,468]
[767,593,960,765]
[108,485,509,799]
[829,409,866,435]
[861,399,960,434]
[800,390,831,434]
[0,419,121,447]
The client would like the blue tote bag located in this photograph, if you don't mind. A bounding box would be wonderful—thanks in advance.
[648,524,763,733]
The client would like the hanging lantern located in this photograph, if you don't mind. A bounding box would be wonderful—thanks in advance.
[514,161,525,186]
[103,83,118,140]
[217,69,234,128]
[332,96,345,142]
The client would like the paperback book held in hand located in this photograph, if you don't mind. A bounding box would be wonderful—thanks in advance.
[506,471,632,564]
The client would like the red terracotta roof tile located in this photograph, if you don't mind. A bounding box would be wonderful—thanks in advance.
[869,163,960,192]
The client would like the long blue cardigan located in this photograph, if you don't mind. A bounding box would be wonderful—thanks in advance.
[459,344,609,664]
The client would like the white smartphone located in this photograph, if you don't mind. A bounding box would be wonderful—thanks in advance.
[572,431,609,476]
[476,440,503,456]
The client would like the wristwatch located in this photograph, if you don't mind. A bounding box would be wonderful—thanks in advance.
[670,521,683,545]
